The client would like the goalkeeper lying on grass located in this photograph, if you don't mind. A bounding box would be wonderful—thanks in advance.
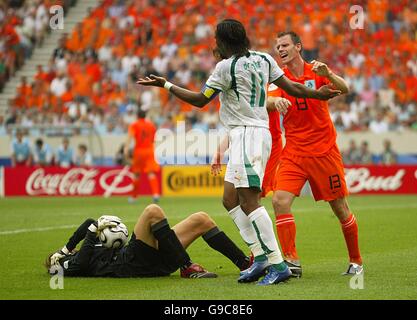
[45,204,251,278]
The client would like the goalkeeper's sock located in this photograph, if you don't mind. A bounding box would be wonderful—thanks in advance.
[151,219,191,268]
[229,206,264,260]
[248,206,284,265]
[341,213,362,265]
[275,213,299,261]
[203,226,248,270]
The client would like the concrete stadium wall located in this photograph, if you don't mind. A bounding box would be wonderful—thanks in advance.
[1,131,417,158]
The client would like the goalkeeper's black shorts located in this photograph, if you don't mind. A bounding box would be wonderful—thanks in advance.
[115,233,180,277]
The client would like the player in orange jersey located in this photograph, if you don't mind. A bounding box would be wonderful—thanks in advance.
[124,109,161,203]
[267,31,362,277]
[260,110,282,198]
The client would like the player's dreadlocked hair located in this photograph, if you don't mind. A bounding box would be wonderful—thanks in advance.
[215,19,250,58]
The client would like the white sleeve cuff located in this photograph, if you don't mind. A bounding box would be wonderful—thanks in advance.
[61,246,70,255]
[88,224,98,233]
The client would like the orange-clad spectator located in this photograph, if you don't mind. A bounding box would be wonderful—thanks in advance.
[61,82,74,105]
[46,91,58,111]
[91,83,109,109]
[405,69,417,97]
[15,77,32,108]
[111,36,127,58]
[368,0,388,25]
[66,23,84,52]
[72,65,94,98]
[27,83,46,110]
[82,11,97,36]
[329,2,345,24]
[404,3,417,27]
[95,19,114,49]
[1,21,20,47]
[44,60,57,83]
[291,5,305,30]
[54,98,68,114]
[67,54,83,78]
[299,16,318,62]
[123,28,138,51]
[157,87,170,107]
[310,3,328,23]
[90,1,109,20]
[34,65,49,82]
[86,57,102,83]
[107,85,125,106]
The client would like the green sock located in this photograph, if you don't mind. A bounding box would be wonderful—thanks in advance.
[272,261,287,272]
[254,254,268,262]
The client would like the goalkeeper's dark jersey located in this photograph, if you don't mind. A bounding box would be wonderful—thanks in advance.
[57,219,178,277]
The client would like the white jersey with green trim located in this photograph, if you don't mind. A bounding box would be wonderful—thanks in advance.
[204,50,284,129]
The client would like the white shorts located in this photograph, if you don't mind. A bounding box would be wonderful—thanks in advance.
[225,126,272,190]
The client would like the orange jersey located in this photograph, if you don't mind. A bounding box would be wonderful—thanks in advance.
[261,110,282,197]
[128,119,157,152]
[269,62,336,157]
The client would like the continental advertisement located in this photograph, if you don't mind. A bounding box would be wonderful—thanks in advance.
[162,165,226,196]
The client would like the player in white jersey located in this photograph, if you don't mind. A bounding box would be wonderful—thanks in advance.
[137,19,340,285]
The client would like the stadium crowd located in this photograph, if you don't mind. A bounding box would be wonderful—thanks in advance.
[1,0,417,137]
[0,0,77,92]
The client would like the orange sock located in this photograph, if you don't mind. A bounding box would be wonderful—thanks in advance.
[275,213,298,260]
[148,175,160,197]
[132,178,141,198]
[341,214,362,265]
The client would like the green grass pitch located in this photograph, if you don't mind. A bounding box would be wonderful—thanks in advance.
[0,195,416,300]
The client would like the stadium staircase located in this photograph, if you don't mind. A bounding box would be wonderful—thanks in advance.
[0,0,99,116]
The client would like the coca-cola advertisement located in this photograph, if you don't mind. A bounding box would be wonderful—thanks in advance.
[345,165,417,195]
[2,166,160,197]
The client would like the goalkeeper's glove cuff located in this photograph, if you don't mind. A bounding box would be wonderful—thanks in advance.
[61,246,70,255]
[88,223,98,233]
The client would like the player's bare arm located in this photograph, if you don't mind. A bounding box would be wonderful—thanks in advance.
[137,74,210,108]
[211,135,229,176]
[273,75,341,101]
[311,60,349,94]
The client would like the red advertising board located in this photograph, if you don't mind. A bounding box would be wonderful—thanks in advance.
[1,165,416,196]
[2,166,160,197]
[345,165,417,195]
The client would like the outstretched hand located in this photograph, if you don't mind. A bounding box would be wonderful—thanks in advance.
[211,151,223,176]
[136,74,166,88]
[317,84,341,100]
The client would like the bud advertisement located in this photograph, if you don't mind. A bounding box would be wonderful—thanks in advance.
[3,166,161,197]
[344,165,417,194]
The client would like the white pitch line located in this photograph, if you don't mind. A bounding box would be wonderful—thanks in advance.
[0,224,79,235]
[0,203,416,236]
[0,219,139,236]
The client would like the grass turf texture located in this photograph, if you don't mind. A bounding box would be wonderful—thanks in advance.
[0,195,416,300]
